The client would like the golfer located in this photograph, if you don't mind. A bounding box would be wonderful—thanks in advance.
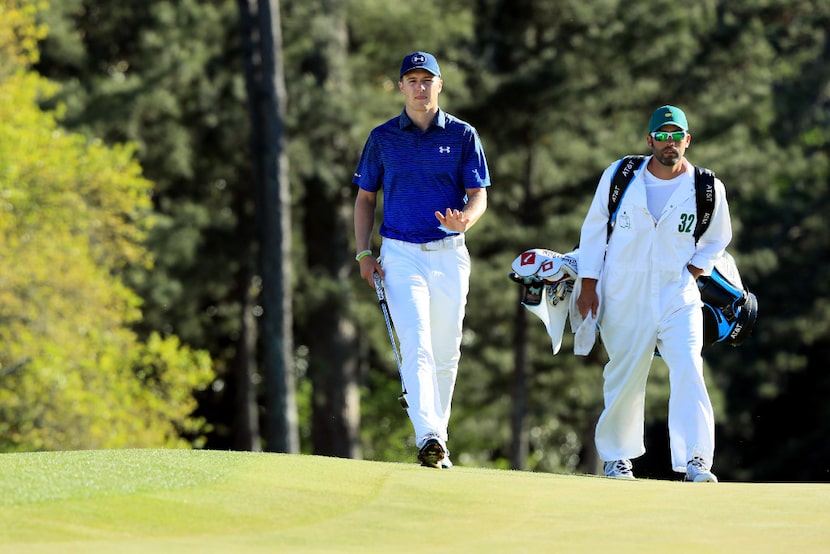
[353,51,490,468]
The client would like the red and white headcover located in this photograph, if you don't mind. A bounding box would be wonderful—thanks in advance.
[511,248,579,283]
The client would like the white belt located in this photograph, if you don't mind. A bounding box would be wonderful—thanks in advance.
[420,234,465,251]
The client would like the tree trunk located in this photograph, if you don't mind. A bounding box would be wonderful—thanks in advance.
[301,0,362,459]
[232,268,262,451]
[238,0,299,453]
[307,189,362,459]
[510,132,536,470]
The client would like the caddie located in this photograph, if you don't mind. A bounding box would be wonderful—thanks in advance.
[576,105,733,482]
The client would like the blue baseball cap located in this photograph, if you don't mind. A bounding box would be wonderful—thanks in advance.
[649,105,689,132]
[399,51,441,78]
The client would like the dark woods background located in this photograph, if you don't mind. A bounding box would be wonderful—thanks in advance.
[28,0,830,481]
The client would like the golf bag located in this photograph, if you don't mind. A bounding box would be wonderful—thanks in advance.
[698,252,758,347]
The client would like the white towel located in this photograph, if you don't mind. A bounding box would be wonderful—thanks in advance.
[573,310,597,356]
[523,285,571,355]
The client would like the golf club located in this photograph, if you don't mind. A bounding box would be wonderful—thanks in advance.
[373,272,409,409]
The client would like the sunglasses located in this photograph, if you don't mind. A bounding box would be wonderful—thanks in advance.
[650,130,688,142]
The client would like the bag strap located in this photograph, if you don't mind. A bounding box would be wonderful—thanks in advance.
[693,166,715,242]
[607,155,647,241]
[607,156,715,244]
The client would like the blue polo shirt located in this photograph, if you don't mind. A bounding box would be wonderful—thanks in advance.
[353,108,491,244]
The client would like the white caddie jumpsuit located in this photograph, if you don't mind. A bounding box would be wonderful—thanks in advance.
[578,156,732,473]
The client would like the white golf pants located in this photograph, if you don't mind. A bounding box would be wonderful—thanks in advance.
[379,236,470,448]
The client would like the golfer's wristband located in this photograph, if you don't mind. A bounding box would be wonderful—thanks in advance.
[355,250,372,262]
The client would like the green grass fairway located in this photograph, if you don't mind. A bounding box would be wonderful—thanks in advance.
[0,450,827,553]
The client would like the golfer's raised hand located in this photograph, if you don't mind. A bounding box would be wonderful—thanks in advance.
[435,208,471,233]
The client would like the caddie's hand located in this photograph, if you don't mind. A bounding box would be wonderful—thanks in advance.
[577,278,599,320]
[687,264,703,280]
[358,255,383,287]
[435,208,470,233]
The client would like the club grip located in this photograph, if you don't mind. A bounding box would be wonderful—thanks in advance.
[373,272,386,302]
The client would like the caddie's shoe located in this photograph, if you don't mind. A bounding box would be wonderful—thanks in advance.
[440,452,453,469]
[417,438,445,469]
[685,457,718,482]
[603,459,635,479]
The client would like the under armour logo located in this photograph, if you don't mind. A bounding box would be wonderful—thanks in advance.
[411,54,426,64]
[438,146,451,154]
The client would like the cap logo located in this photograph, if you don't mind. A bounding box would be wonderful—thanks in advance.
[411,54,426,64]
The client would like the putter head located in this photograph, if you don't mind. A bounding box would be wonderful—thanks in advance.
[398,394,409,409]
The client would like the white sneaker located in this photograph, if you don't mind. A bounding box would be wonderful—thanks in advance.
[417,433,447,469]
[440,453,453,469]
[604,459,635,479]
[686,457,718,482]
[417,439,444,468]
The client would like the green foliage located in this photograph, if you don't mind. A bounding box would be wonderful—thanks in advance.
[0,0,47,77]
[37,0,249,352]
[0,8,214,451]
[34,0,255,448]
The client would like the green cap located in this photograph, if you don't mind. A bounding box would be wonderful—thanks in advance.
[649,105,689,132]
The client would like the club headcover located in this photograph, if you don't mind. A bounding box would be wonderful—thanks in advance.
[511,249,563,277]
[511,248,579,283]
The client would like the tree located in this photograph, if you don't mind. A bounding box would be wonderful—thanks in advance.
[238,0,299,453]
[35,0,267,451]
[278,0,361,458]
[0,0,214,451]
